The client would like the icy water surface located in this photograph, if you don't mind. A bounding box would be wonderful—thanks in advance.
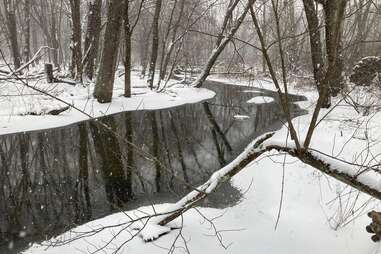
[0,81,306,253]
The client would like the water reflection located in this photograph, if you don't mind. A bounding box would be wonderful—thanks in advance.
[0,82,306,253]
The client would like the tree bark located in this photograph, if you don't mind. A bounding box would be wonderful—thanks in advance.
[3,0,21,69]
[159,0,185,82]
[124,0,132,97]
[302,0,325,90]
[147,0,163,89]
[23,0,31,65]
[93,0,124,103]
[49,0,60,68]
[144,132,381,232]
[303,0,348,148]
[84,0,102,81]
[69,0,83,82]
[323,0,346,97]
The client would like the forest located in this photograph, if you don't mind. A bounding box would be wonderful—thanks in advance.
[1,0,381,253]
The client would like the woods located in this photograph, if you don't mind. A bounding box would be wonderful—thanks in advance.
[1,0,380,98]
[1,0,381,253]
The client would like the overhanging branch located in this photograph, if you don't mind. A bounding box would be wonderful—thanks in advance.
[141,132,381,240]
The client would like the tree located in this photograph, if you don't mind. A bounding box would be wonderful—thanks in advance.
[193,0,255,88]
[157,0,185,86]
[31,0,62,68]
[2,0,21,69]
[22,0,31,65]
[302,0,347,109]
[83,0,102,81]
[69,0,83,81]
[3,0,381,251]
[127,0,376,233]
[93,0,124,103]
[123,0,145,97]
[147,0,163,89]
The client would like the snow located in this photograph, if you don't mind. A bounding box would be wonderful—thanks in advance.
[233,114,250,120]
[0,71,215,135]
[22,76,381,253]
[208,75,276,91]
[139,224,171,242]
[247,96,274,104]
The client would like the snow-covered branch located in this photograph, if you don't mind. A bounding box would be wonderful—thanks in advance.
[139,131,381,241]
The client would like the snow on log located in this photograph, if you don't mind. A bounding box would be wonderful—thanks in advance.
[138,132,381,241]
[20,106,70,116]
[139,132,276,241]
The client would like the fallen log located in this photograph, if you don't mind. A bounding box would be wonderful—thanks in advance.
[44,63,76,86]
[136,132,381,241]
[20,106,70,116]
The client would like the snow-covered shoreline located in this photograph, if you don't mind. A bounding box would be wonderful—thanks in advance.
[0,73,215,136]
[23,77,381,254]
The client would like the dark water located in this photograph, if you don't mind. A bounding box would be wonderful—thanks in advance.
[0,81,306,253]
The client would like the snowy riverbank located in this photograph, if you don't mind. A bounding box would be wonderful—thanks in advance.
[23,77,381,254]
[0,72,215,135]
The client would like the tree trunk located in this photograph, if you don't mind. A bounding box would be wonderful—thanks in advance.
[302,0,325,94]
[3,0,21,69]
[158,0,178,83]
[84,0,102,81]
[93,0,124,103]
[323,0,346,97]
[147,0,163,89]
[261,1,267,73]
[49,1,60,68]
[140,27,151,78]
[124,0,132,97]
[44,63,54,83]
[23,0,31,65]
[141,132,381,234]
[69,0,83,81]
[302,0,348,148]
[160,0,185,82]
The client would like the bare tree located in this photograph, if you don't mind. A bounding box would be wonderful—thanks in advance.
[147,0,163,89]
[31,0,62,68]
[69,0,83,81]
[83,0,102,81]
[22,0,31,65]
[193,0,255,88]
[2,0,21,69]
[93,0,124,103]
[123,0,145,97]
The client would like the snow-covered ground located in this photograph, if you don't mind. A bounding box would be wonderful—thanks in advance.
[0,72,215,135]
[23,76,381,253]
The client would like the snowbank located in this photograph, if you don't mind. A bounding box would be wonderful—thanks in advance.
[22,78,381,254]
[0,73,215,135]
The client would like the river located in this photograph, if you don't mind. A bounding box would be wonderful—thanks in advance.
[0,81,306,253]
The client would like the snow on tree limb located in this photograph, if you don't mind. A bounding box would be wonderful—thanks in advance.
[139,131,381,241]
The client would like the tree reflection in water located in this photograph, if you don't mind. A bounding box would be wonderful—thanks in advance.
[0,82,306,253]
